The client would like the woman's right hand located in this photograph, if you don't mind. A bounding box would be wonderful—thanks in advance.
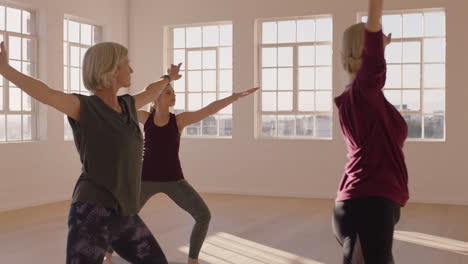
[0,42,9,72]
[167,63,182,81]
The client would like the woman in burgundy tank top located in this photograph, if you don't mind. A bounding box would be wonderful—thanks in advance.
[106,82,258,264]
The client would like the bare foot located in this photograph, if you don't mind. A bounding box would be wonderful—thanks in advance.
[188,258,199,264]
[103,252,114,264]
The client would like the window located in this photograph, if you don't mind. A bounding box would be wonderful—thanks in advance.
[167,23,233,137]
[0,5,37,142]
[63,17,102,140]
[361,10,446,140]
[258,16,333,139]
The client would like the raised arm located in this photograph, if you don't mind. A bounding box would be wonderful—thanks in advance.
[0,42,80,120]
[133,63,182,110]
[366,0,383,32]
[176,88,259,131]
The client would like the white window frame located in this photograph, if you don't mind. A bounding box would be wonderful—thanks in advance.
[166,21,233,138]
[256,15,334,140]
[0,3,38,143]
[359,9,447,141]
[63,16,102,140]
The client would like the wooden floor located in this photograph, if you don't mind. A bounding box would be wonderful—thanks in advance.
[1,194,468,263]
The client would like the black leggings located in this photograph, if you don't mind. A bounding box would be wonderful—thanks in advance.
[333,197,401,264]
[66,202,168,264]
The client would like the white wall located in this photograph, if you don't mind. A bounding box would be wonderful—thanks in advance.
[0,0,129,212]
[128,0,468,205]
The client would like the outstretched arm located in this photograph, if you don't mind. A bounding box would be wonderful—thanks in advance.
[176,88,259,131]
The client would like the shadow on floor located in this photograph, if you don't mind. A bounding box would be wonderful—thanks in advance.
[112,256,185,264]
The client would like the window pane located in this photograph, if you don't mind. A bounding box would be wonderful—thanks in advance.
[278,68,293,91]
[262,22,277,44]
[203,71,216,92]
[316,18,332,41]
[173,72,185,92]
[402,90,420,111]
[384,90,401,109]
[403,13,423,38]
[299,67,315,90]
[81,24,92,45]
[9,88,21,111]
[220,24,232,46]
[299,46,315,66]
[298,91,314,111]
[187,51,201,70]
[9,36,21,60]
[262,115,277,137]
[22,11,32,34]
[262,92,276,111]
[70,67,80,92]
[218,115,232,136]
[0,87,3,110]
[404,115,422,139]
[423,90,445,114]
[22,114,31,140]
[202,50,216,70]
[64,66,68,90]
[424,64,445,88]
[316,91,332,111]
[202,92,216,107]
[402,42,420,63]
[424,12,445,37]
[424,115,444,139]
[63,20,68,41]
[219,47,232,68]
[203,26,219,47]
[68,21,80,43]
[22,62,32,76]
[382,15,402,38]
[262,47,277,67]
[173,49,185,66]
[278,115,295,137]
[64,116,73,140]
[316,45,332,65]
[70,46,80,67]
[186,122,201,136]
[202,116,218,136]
[278,92,293,111]
[278,47,293,67]
[385,42,402,63]
[0,7,5,31]
[188,71,202,92]
[296,115,313,136]
[278,20,296,43]
[174,92,185,113]
[316,67,332,90]
[80,48,87,67]
[10,60,21,73]
[385,65,402,88]
[64,43,68,65]
[173,28,185,49]
[7,114,22,141]
[297,20,315,42]
[262,68,277,90]
[22,38,34,62]
[423,38,445,63]
[186,27,202,48]
[0,115,5,141]
[22,92,31,111]
[6,7,21,33]
[188,93,202,110]
[316,115,332,138]
[402,64,420,89]
[219,70,232,92]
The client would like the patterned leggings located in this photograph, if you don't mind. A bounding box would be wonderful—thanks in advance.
[66,201,168,264]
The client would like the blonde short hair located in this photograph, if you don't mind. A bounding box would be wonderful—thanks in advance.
[82,42,128,92]
[341,23,366,77]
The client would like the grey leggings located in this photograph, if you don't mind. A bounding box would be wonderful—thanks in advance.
[109,180,211,259]
[140,180,211,259]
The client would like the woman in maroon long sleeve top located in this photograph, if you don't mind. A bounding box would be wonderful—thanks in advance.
[332,0,409,263]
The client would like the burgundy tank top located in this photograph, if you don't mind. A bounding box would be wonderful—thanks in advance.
[141,111,184,182]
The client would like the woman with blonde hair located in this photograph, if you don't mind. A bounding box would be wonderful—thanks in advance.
[0,41,181,263]
[333,0,409,263]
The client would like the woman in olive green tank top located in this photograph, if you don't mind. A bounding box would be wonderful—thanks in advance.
[0,41,182,264]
